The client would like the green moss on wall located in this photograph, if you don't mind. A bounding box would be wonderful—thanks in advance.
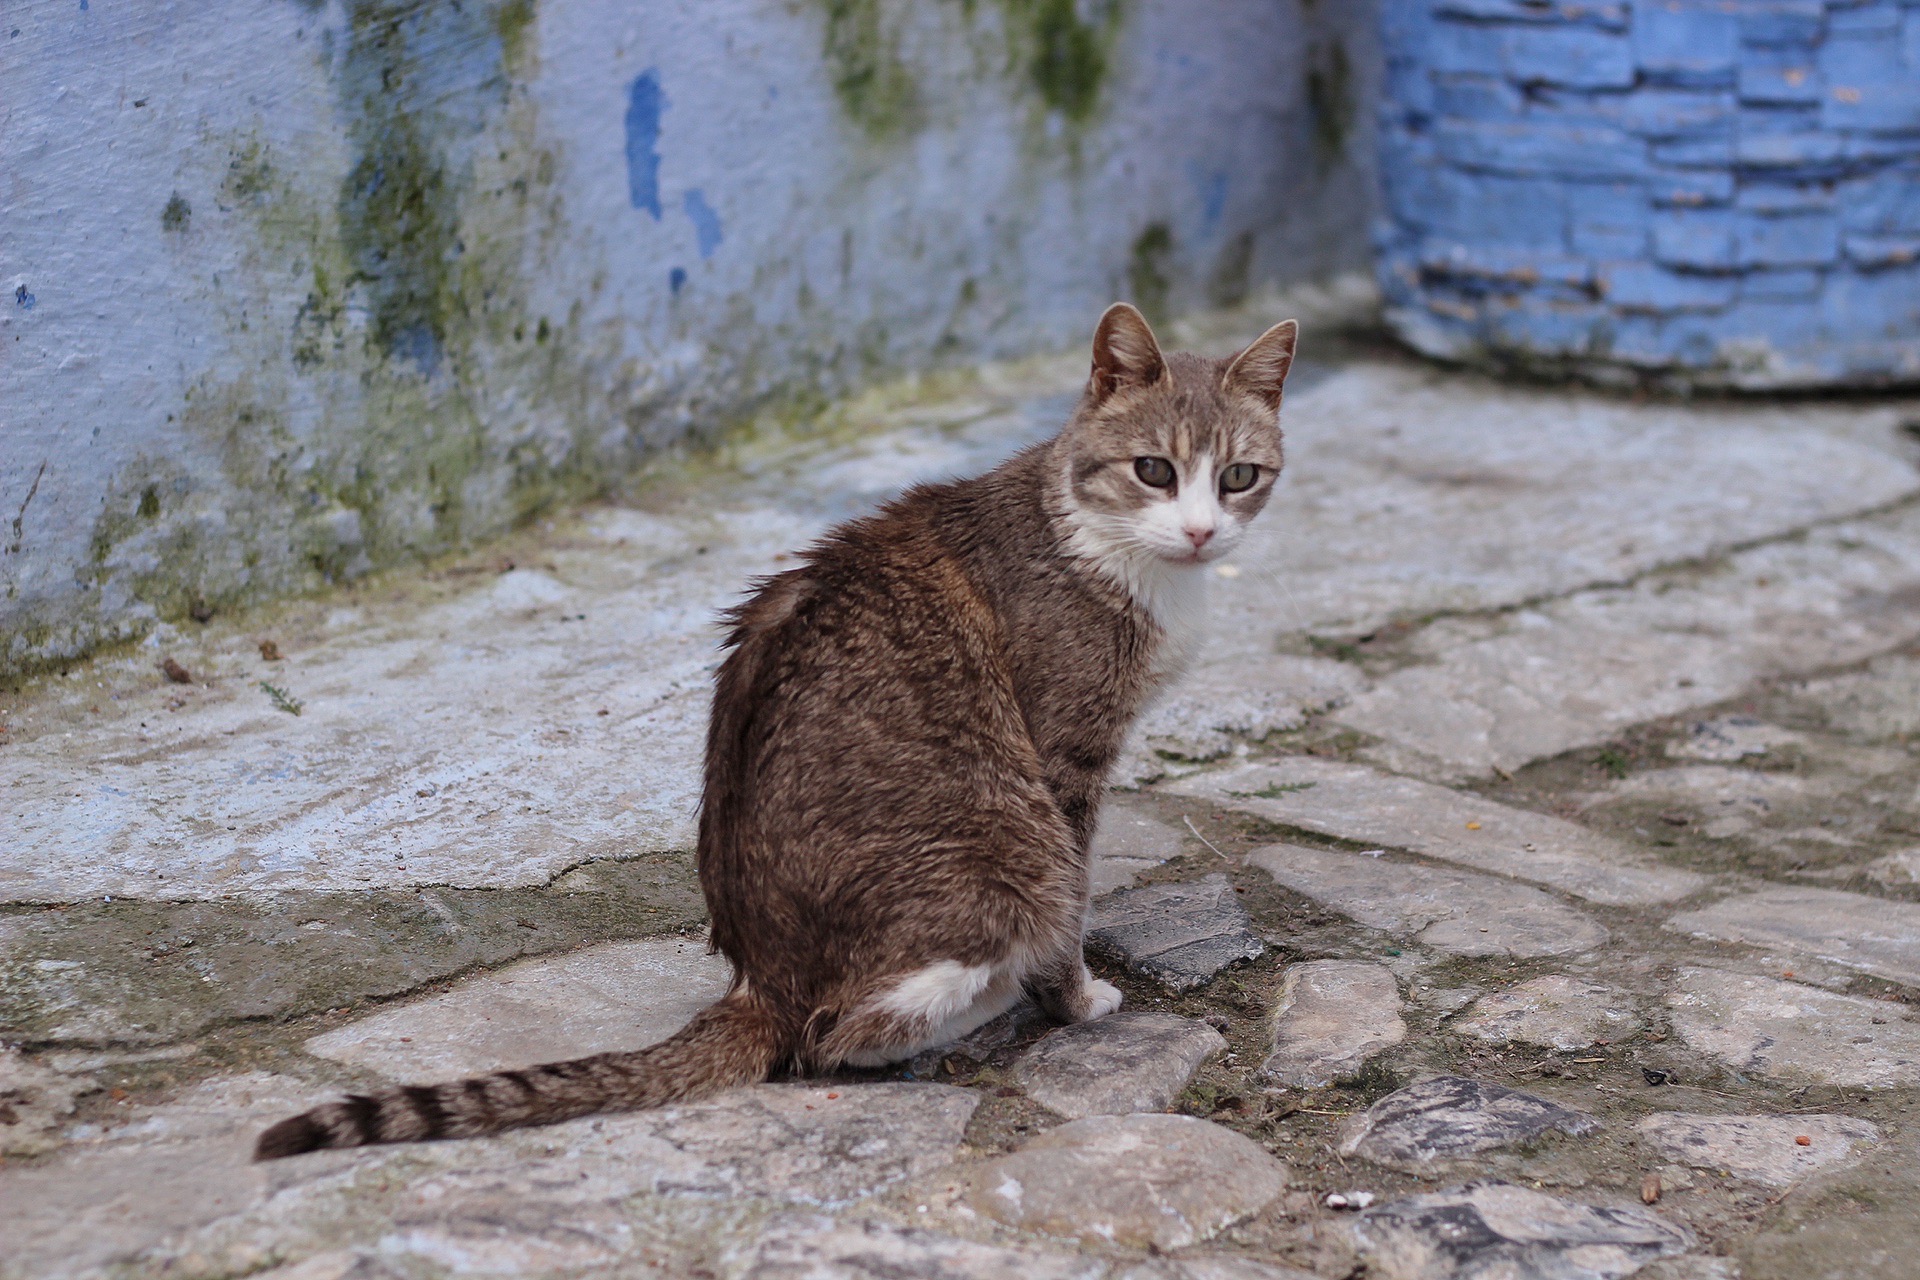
[1128,220,1173,324]
[818,0,923,140]
[65,0,638,649]
[1306,38,1353,165]
[1001,0,1112,122]
[808,0,1126,141]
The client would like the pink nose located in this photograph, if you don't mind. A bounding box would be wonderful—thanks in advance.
[1184,526,1214,549]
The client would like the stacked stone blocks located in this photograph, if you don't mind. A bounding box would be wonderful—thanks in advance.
[1377,0,1920,387]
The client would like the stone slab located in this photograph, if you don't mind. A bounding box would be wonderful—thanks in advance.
[1354,1181,1693,1280]
[950,1114,1288,1250]
[1,1078,979,1280]
[1134,1261,1324,1280]
[1248,844,1609,959]
[741,1217,1108,1280]
[1666,967,1920,1087]
[1666,886,1920,987]
[1454,976,1643,1052]
[1340,1076,1600,1174]
[1088,801,1184,896]
[1635,1113,1884,1188]
[303,938,734,1080]
[1799,654,1920,741]
[1088,874,1265,991]
[1264,960,1408,1088]
[1864,850,1920,888]
[1013,1013,1225,1119]
[1169,758,1705,906]
[0,1047,89,1156]
[1333,508,1920,777]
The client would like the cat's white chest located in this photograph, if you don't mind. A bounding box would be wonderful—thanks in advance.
[1139,565,1211,685]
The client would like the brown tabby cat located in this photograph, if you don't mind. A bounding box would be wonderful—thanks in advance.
[256,303,1297,1159]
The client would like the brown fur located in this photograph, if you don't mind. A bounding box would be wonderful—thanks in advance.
[255,304,1296,1160]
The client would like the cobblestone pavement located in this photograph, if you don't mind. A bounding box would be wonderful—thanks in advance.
[6,303,1920,1280]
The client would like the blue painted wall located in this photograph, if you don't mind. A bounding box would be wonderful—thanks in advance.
[1376,0,1920,388]
[0,0,1379,677]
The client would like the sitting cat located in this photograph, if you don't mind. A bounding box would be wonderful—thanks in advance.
[256,302,1296,1158]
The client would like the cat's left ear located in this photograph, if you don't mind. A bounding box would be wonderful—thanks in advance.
[1222,319,1298,413]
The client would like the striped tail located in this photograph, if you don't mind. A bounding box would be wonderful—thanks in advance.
[254,992,781,1160]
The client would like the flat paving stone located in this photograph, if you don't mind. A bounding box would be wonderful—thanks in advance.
[1339,1076,1599,1174]
[1864,850,1920,888]
[1666,967,1920,1087]
[1454,976,1643,1052]
[742,1216,1107,1280]
[1264,960,1407,1088]
[0,1047,88,1156]
[1088,801,1184,895]
[303,938,733,1080]
[1799,654,1920,741]
[1014,1012,1225,1119]
[950,1113,1288,1250]
[1332,509,1920,778]
[1088,874,1265,991]
[1634,1113,1884,1188]
[1248,844,1609,959]
[1109,1261,1322,1280]
[2,1079,979,1280]
[1666,886,1920,987]
[1169,759,1704,906]
[1353,1180,1693,1280]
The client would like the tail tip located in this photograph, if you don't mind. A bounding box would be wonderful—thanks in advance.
[254,1111,331,1161]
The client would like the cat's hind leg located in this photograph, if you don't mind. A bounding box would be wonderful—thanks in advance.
[1028,950,1122,1025]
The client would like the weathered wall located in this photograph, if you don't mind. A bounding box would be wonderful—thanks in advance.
[0,0,1379,678]
[1375,0,1920,389]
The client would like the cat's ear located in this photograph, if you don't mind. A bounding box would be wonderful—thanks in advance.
[1222,319,1298,413]
[1089,302,1168,403]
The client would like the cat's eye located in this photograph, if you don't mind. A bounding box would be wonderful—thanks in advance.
[1133,457,1176,489]
[1220,463,1259,493]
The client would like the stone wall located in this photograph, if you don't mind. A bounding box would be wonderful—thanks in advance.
[0,0,1379,678]
[1375,0,1920,389]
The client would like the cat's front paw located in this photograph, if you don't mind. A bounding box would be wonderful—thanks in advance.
[1081,977,1123,1021]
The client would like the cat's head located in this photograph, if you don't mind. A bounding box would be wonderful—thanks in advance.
[1056,303,1295,578]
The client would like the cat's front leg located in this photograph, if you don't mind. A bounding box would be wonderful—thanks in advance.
[1028,950,1123,1024]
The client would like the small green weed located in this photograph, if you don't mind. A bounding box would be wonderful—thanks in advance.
[1594,747,1630,779]
[260,682,304,716]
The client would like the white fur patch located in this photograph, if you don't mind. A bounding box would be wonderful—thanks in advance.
[1082,976,1124,1020]
[876,960,995,1025]
[844,960,1028,1067]
[1061,502,1213,685]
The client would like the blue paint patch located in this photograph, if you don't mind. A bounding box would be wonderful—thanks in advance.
[682,189,723,258]
[625,70,665,218]
[669,267,688,294]
[14,284,34,309]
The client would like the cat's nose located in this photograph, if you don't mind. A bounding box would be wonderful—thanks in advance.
[1184,525,1215,549]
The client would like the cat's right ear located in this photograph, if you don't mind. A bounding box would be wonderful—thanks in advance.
[1089,303,1167,403]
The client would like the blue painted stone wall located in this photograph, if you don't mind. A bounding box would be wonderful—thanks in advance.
[1376,0,1920,388]
[1,0,1379,678]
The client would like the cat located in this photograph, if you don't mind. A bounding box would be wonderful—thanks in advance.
[255,302,1297,1159]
